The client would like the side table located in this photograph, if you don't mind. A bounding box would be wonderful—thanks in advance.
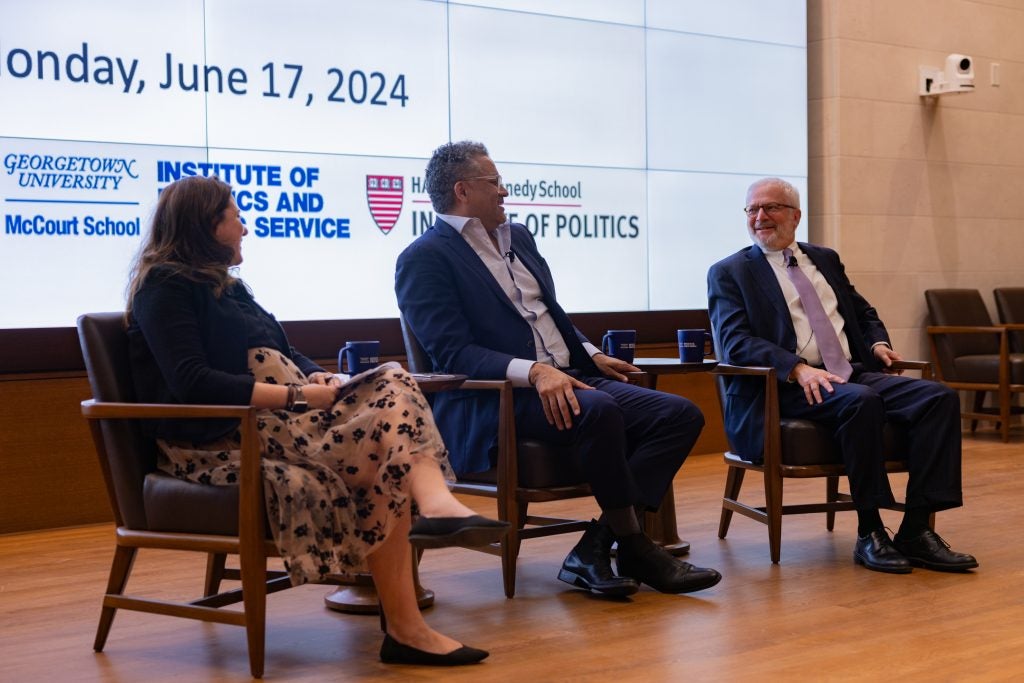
[631,358,719,556]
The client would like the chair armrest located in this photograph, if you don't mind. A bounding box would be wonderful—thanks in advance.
[442,380,518,500]
[709,363,781,468]
[80,399,264,552]
[712,363,776,378]
[459,379,512,391]
[926,325,1014,383]
[927,325,1005,335]
[624,370,649,386]
[80,399,254,420]
[888,359,932,380]
[890,360,928,369]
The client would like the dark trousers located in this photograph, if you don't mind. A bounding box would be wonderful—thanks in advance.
[778,370,963,512]
[513,375,704,510]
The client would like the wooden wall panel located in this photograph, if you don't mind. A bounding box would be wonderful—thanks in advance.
[0,376,111,534]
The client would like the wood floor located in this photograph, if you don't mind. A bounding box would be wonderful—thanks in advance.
[2,434,1022,682]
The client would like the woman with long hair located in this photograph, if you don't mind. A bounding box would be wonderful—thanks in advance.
[126,175,507,666]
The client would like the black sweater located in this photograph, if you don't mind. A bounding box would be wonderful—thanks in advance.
[128,266,323,443]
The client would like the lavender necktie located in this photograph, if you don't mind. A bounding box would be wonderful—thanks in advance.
[782,248,853,381]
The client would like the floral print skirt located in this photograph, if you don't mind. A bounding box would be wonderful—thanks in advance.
[157,348,455,584]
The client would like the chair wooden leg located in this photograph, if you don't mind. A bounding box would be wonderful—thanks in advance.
[718,465,745,539]
[516,500,529,529]
[971,391,984,433]
[1000,385,1011,442]
[501,501,523,599]
[825,476,839,531]
[94,544,137,652]
[204,552,228,597]
[764,468,783,564]
[240,550,268,678]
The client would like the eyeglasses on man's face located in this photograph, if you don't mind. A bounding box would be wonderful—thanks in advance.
[744,203,797,217]
[461,174,505,189]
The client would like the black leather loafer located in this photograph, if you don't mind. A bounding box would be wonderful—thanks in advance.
[616,533,722,594]
[893,529,978,572]
[854,528,912,574]
[380,634,488,665]
[557,521,638,596]
[408,515,510,549]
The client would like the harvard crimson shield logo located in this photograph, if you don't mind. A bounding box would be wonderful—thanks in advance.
[366,175,404,235]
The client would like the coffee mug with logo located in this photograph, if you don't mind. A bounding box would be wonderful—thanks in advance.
[338,341,381,374]
[677,329,711,364]
[601,329,637,364]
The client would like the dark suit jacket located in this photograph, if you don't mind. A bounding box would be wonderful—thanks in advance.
[395,218,597,473]
[128,265,323,443]
[707,242,889,461]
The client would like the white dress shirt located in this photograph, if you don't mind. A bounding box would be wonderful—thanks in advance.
[438,213,600,386]
[759,242,853,366]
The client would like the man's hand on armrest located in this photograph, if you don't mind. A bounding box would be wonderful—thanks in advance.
[592,352,640,382]
[872,343,904,375]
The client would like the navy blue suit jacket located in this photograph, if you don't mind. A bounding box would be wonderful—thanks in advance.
[395,218,597,474]
[707,243,889,461]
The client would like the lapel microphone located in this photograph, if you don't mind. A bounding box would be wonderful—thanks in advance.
[505,249,516,263]
[787,254,798,268]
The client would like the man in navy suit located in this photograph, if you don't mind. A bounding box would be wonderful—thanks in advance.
[396,141,720,596]
[707,177,976,573]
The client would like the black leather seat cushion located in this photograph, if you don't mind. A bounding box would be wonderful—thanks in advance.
[779,419,908,466]
[953,354,1024,383]
[465,439,587,488]
[144,472,271,538]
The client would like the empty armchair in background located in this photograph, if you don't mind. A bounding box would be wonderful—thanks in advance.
[925,288,1024,442]
[399,315,593,598]
[994,287,1024,353]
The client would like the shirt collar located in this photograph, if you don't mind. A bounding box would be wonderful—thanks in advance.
[757,240,798,255]
[438,213,512,252]
[437,212,474,233]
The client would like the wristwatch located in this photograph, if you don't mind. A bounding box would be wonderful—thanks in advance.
[287,385,309,413]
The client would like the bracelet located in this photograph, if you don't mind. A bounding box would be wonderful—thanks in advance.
[285,385,297,411]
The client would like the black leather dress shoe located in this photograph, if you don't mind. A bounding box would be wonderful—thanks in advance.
[854,528,912,574]
[380,634,488,665]
[616,533,722,594]
[557,521,639,596]
[408,515,510,549]
[893,529,978,572]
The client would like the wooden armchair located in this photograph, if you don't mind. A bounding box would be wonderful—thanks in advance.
[77,312,286,678]
[399,316,593,598]
[994,287,1024,353]
[712,355,932,563]
[925,288,1024,441]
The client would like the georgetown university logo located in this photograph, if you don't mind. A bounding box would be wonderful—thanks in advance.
[365,175,404,235]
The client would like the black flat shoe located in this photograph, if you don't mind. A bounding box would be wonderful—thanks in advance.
[380,634,488,666]
[408,515,510,549]
[854,528,912,574]
[893,529,978,572]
